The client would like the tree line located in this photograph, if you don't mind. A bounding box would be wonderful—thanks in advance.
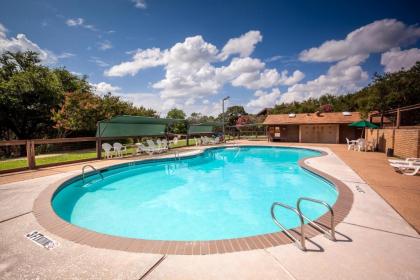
[1,51,419,140]
[271,62,420,121]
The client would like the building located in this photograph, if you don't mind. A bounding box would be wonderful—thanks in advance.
[263,112,366,143]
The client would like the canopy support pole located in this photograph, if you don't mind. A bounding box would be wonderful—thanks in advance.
[96,122,102,159]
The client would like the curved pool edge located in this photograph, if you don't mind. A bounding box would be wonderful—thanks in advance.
[33,144,354,255]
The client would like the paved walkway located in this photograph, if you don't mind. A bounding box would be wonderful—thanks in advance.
[0,142,419,279]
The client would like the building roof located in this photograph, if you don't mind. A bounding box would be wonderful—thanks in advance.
[263,112,362,125]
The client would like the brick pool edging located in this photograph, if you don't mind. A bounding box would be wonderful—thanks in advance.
[33,145,354,255]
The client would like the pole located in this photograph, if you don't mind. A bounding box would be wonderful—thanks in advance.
[222,99,225,138]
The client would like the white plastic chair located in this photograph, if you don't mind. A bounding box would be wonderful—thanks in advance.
[102,143,113,159]
[146,139,164,153]
[356,139,366,151]
[162,139,169,149]
[346,138,356,150]
[156,139,168,152]
[388,158,420,165]
[113,142,127,157]
[138,143,155,155]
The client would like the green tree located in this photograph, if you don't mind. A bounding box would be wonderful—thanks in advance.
[166,108,187,134]
[53,92,157,136]
[187,112,215,124]
[218,105,247,126]
[0,51,64,139]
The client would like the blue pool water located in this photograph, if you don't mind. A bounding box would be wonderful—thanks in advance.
[52,146,338,241]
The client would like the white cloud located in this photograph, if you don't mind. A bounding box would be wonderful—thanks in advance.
[66,18,84,26]
[279,55,369,103]
[98,40,112,50]
[152,36,220,99]
[105,48,167,76]
[105,31,304,103]
[0,22,57,64]
[56,52,75,59]
[0,23,7,37]
[219,30,262,61]
[132,0,147,9]
[282,70,305,86]
[265,55,283,62]
[381,47,420,72]
[246,88,281,113]
[91,82,121,95]
[65,18,97,31]
[299,19,420,62]
[89,57,109,67]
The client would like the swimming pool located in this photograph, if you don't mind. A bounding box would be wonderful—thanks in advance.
[52,146,338,241]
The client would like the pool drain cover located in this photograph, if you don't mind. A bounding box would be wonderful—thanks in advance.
[26,231,59,250]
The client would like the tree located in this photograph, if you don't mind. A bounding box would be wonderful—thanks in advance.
[187,112,215,124]
[218,106,247,126]
[271,61,420,118]
[166,108,187,134]
[0,51,64,139]
[52,92,157,137]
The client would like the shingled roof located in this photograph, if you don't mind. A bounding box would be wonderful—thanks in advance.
[263,112,362,125]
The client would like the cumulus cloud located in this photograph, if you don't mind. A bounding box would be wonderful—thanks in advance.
[381,47,420,72]
[279,55,369,103]
[132,0,147,9]
[246,88,281,113]
[219,30,262,61]
[91,82,121,95]
[299,19,420,62]
[105,48,167,76]
[0,22,57,64]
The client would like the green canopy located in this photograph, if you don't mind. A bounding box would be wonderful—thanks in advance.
[188,122,222,135]
[97,115,184,137]
[349,120,378,128]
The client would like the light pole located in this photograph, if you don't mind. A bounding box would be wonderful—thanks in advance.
[222,96,230,141]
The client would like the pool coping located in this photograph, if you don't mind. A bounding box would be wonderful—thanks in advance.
[33,145,353,255]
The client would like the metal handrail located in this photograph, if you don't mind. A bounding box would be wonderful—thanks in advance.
[271,202,306,251]
[82,164,104,184]
[297,197,336,241]
[173,151,180,160]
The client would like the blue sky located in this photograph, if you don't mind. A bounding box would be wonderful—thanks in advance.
[1,0,420,116]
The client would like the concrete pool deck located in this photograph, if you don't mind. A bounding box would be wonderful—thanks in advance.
[0,141,419,279]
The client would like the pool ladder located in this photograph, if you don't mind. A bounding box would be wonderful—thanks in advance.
[82,164,104,184]
[271,197,335,251]
[173,151,181,161]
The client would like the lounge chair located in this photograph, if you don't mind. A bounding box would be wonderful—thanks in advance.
[113,142,127,157]
[102,143,113,159]
[390,162,420,176]
[346,138,356,150]
[137,143,157,155]
[147,140,165,153]
[388,158,420,165]
[213,137,220,144]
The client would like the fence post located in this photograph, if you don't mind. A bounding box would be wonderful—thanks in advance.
[96,137,102,159]
[26,140,36,169]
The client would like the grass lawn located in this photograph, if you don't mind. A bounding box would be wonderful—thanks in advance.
[0,140,198,171]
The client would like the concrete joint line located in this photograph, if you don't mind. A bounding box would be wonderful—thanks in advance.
[263,249,298,280]
[0,211,33,224]
[138,254,167,280]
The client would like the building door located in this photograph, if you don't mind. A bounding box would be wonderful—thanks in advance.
[300,125,339,143]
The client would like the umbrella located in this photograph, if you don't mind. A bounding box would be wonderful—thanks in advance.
[349,120,378,139]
